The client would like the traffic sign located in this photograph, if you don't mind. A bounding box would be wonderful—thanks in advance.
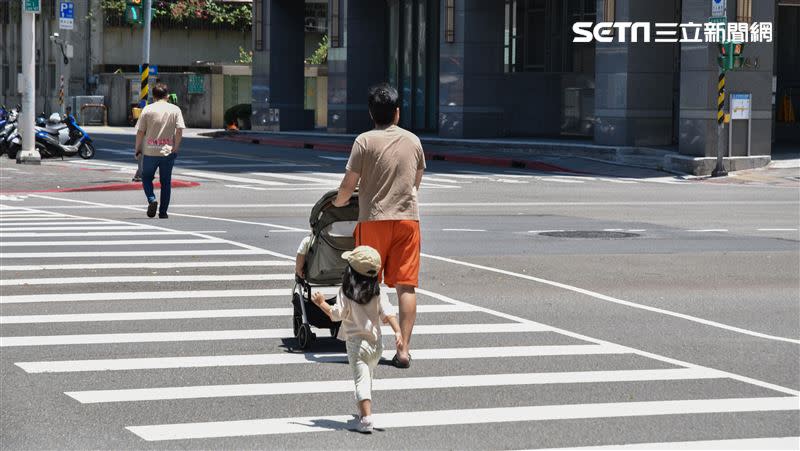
[59,1,75,30]
[730,93,752,120]
[711,0,726,18]
[24,0,41,13]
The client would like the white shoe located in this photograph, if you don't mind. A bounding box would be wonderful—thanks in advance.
[356,415,373,433]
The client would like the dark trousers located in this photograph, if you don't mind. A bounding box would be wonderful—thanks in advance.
[141,154,176,215]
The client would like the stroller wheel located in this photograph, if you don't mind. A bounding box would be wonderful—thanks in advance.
[297,324,316,350]
[293,315,302,337]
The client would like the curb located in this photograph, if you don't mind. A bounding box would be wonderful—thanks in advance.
[1,180,200,194]
[220,134,581,174]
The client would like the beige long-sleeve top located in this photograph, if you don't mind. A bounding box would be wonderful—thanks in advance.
[328,290,396,343]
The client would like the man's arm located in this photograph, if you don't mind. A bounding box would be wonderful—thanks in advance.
[333,170,360,207]
[173,128,183,154]
[134,129,145,158]
[414,168,424,190]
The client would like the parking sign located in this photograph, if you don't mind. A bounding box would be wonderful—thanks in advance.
[59,1,74,30]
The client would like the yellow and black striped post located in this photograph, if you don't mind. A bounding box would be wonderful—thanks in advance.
[717,72,725,126]
[711,70,728,177]
[139,63,149,108]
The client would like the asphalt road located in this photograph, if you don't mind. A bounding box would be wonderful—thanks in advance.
[1,131,798,450]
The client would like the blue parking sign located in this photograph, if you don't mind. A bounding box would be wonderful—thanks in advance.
[60,1,74,19]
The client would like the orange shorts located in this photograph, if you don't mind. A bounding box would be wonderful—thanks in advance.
[354,220,421,288]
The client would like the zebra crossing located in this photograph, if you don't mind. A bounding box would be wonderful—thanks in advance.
[62,156,690,191]
[1,204,797,447]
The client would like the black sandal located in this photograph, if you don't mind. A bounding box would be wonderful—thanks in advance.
[391,353,411,369]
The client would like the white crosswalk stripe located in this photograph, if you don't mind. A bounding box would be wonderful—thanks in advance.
[1,203,793,447]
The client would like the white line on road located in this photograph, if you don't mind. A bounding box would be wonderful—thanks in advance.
[0,260,293,271]
[441,229,487,232]
[0,239,219,247]
[539,436,800,450]
[0,226,149,232]
[66,368,722,403]
[0,249,279,259]
[758,228,798,232]
[686,229,729,233]
[125,397,800,441]
[20,201,800,209]
[0,231,187,238]
[0,273,294,286]
[420,253,800,346]
[0,221,115,227]
[0,305,473,324]
[0,288,337,304]
[0,323,550,347]
[178,171,290,186]
[15,344,625,373]
[528,230,565,234]
[0,217,106,222]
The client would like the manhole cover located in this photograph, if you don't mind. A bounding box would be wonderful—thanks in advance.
[540,231,640,239]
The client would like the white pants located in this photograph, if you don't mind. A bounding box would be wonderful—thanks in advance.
[346,337,382,402]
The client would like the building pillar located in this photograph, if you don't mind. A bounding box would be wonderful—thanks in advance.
[326,0,387,134]
[678,0,775,157]
[438,0,505,138]
[594,0,679,147]
[251,0,309,131]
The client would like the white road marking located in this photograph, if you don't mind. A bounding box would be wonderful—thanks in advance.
[0,231,186,238]
[0,288,338,304]
[267,229,308,233]
[0,216,105,222]
[179,171,289,186]
[250,171,338,184]
[179,163,320,169]
[420,176,466,184]
[537,177,585,184]
[528,230,565,234]
[224,185,267,191]
[66,368,722,404]
[1,323,550,347]
[0,221,126,227]
[420,254,800,346]
[758,228,798,232]
[23,201,800,209]
[15,344,626,373]
[0,239,218,247]
[540,436,800,450]
[627,229,647,232]
[0,305,473,324]
[687,229,729,233]
[0,226,148,232]
[1,260,293,271]
[596,178,639,184]
[125,397,800,441]
[318,156,349,161]
[0,249,278,259]
[0,273,294,286]
[441,228,487,232]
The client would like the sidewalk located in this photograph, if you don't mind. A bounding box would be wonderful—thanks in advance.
[204,129,772,177]
[0,156,199,194]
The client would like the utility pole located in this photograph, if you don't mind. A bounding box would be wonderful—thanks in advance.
[18,2,41,165]
[140,0,152,108]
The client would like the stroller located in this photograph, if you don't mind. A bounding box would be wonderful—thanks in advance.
[292,189,359,349]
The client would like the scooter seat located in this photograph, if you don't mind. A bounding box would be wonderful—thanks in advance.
[45,123,67,133]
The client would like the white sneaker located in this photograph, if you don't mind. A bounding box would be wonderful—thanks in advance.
[356,415,374,433]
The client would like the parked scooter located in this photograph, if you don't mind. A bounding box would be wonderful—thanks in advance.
[0,106,20,156]
[8,109,95,160]
[37,110,95,159]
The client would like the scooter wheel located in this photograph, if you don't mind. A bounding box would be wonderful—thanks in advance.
[79,142,95,159]
[6,143,19,159]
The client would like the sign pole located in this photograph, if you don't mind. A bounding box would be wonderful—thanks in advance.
[139,0,152,108]
[17,6,41,165]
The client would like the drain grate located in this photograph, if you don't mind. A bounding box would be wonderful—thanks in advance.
[539,231,640,239]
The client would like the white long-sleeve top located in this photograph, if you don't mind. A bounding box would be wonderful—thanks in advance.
[328,290,396,343]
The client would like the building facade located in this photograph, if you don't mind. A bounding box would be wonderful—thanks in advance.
[252,0,799,160]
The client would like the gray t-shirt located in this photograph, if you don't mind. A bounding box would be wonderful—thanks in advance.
[346,125,426,222]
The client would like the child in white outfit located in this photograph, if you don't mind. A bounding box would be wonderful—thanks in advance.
[312,245,403,433]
